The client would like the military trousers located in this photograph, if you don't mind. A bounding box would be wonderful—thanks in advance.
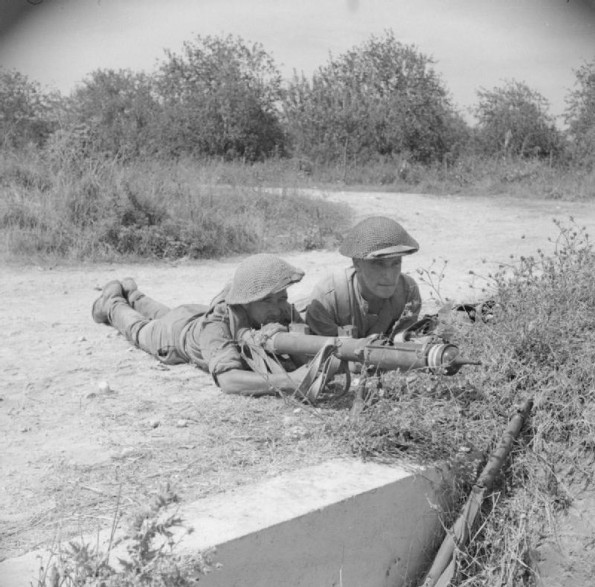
[106,290,208,365]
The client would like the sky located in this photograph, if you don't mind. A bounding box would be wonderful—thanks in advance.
[0,0,594,123]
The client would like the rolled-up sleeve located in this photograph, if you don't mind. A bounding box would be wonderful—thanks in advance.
[198,313,246,380]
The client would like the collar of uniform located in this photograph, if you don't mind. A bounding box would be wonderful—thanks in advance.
[352,266,390,316]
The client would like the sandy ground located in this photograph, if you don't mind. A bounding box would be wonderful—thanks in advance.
[2,189,595,582]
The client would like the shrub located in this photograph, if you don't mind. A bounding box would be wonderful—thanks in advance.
[283,31,467,166]
[564,59,595,168]
[36,486,216,587]
[473,80,563,160]
[0,156,352,261]
[63,69,163,161]
[0,68,58,149]
[155,35,286,161]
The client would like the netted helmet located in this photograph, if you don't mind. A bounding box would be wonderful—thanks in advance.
[226,254,305,305]
[339,216,419,259]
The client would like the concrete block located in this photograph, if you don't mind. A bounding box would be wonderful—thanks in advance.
[0,459,449,587]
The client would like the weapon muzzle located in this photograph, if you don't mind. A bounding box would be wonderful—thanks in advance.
[428,344,480,375]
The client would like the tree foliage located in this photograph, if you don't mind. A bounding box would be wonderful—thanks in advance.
[0,68,57,149]
[473,80,562,159]
[564,59,595,167]
[4,32,593,177]
[155,35,286,160]
[63,69,161,160]
[283,31,465,165]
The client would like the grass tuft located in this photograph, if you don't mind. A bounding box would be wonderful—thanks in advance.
[35,485,216,587]
[0,155,352,261]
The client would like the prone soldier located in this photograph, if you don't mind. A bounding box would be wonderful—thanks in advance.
[91,254,309,396]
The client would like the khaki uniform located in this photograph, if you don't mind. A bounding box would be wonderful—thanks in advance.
[302,266,421,337]
[105,285,299,385]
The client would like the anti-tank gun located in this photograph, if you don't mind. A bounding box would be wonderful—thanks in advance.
[265,327,474,376]
[244,316,481,403]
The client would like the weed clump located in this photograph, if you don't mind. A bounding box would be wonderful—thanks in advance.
[0,155,352,261]
[36,485,216,587]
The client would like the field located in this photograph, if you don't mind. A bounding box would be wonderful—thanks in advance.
[2,188,595,585]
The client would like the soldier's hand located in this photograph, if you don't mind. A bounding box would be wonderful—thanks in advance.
[237,323,288,347]
[258,322,289,338]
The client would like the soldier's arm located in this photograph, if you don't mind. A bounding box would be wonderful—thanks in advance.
[198,315,309,396]
[217,365,308,396]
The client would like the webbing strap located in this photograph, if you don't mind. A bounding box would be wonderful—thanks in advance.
[294,342,339,403]
[239,337,287,376]
[238,329,348,403]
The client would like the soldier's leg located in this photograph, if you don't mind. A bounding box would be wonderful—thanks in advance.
[109,300,190,364]
[93,280,181,361]
[93,281,152,344]
[121,277,171,319]
[136,305,207,364]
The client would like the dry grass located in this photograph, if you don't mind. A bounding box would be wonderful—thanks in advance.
[0,153,352,261]
[2,389,347,560]
[2,147,594,265]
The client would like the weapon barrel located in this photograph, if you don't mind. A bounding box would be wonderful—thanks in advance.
[265,332,470,375]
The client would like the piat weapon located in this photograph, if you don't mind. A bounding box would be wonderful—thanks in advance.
[241,316,480,404]
[264,319,479,377]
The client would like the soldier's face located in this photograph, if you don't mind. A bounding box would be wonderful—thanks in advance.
[245,289,289,326]
[354,257,402,299]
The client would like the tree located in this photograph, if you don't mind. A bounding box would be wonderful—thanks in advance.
[0,68,56,149]
[282,31,464,165]
[155,35,286,161]
[564,59,595,167]
[473,80,562,159]
[65,69,161,159]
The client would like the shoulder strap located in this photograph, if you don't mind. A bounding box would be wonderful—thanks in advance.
[332,267,361,332]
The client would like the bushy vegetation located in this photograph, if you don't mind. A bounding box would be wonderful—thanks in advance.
[283,31,467,167]
[62,70,161,161]
[2,31,594,176]
[473,80,563,160]
[0,68,59,149]
[0,153,351,261]
[565,59,595,168]
[37,486,216,587]
[327,220,595,584]
[156,35,286,161]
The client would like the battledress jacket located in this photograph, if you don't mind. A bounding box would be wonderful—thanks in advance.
[303,266,421,338]
[179,286,302,384]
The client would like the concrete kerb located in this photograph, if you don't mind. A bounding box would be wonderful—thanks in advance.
[0,458,454,587]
